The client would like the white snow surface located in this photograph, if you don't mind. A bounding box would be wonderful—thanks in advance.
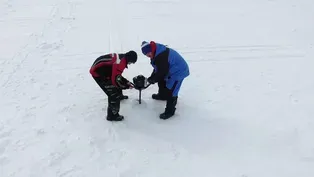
[1,0,314,176]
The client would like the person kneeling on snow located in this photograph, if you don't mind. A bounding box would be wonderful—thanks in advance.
[141,41,190,119]
[89,51,137,121]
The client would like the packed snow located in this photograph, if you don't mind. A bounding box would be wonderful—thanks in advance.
[1,0,314,176]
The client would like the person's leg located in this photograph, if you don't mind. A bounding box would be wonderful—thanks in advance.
[92,77,124,121]
[105,86,123,121]
[160,79,183,119]
[152,80,168,100]
[117,88,128,100]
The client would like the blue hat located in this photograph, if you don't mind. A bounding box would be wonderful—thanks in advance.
[141,41,152,55]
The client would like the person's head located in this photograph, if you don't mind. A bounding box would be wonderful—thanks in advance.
[125,50,137,64]
[141,41,154,59]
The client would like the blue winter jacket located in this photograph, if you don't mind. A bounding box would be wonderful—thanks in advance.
[149,43,189,84]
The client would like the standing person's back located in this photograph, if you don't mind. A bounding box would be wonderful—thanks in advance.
[167,46,190,82]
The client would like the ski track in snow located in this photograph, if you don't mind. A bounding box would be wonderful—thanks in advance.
[1,0,314,177]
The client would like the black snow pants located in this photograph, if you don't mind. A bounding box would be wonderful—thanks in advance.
[93,77,122,117]
[157,79,178,115]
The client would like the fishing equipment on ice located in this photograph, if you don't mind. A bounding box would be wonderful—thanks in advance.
[132,75,151,104]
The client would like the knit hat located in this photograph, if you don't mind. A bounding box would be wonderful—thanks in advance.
[125,50,137,63]
[141,41,152,55]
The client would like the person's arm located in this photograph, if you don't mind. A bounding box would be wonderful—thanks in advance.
[147,52,169,84]
[115,75,132,89]
[112,58,132,89]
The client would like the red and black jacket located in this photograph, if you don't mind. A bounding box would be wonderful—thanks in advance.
[89,53,128,87]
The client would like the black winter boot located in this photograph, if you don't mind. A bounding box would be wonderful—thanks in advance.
[160,96,178,119]
[107,107,124,121]
[107,114,124,121]
[117,89,128,100]
[106,101,124,121]
[159,108,176,119]
[118,95,128,100]
[152,80,168,101]
[152,94,167,101]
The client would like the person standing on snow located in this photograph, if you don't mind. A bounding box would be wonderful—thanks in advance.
[141,41,190,119]
[89,51,137,121]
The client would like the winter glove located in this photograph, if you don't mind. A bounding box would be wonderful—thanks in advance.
[127,81,134,89]
[116,75,133,89]
[147,77,156,84]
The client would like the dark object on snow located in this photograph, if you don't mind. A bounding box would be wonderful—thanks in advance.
[133,75,146,89]
[132,75,151,104]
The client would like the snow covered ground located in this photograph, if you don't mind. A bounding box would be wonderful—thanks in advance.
[1,0,314,176]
